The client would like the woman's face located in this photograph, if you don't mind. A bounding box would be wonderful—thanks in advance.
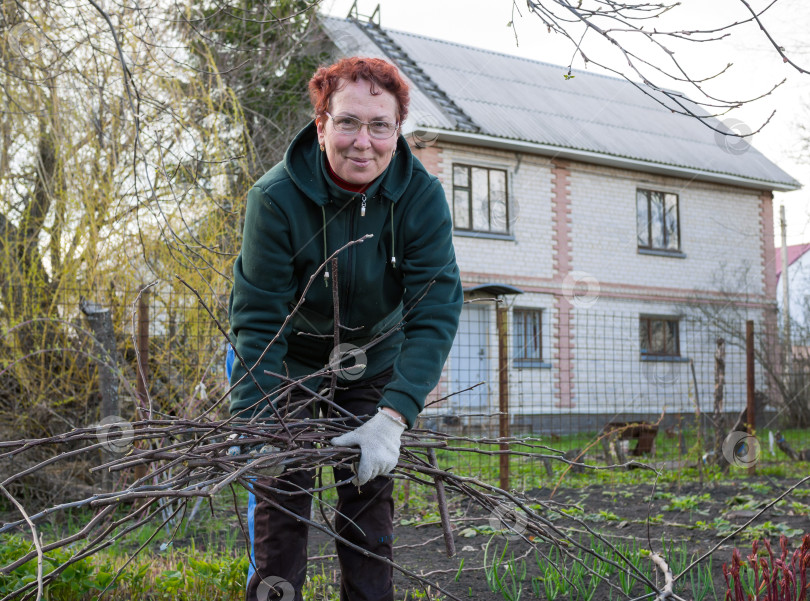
[316,78,399,186]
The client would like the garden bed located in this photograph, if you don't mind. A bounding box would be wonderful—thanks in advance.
[309,475,810,600]
[2,470,809,600]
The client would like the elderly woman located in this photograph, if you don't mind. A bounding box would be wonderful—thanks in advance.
[228,57,462,601]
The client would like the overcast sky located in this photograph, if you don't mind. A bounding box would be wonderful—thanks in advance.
[323,0,810,247]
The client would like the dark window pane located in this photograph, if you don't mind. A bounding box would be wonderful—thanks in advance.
[453,164,511,234]
[665,320,678,354]
[639,188,679,251]
[640,319,650,353]
[490,170,507,233]
[650,191,665,248]
[637,190,650,247]
[453,189,470,229]
[640,317,680,356]
[664,193,679,250]
[651,319,665,353]
[454,165,468,188]
[514,310,542,361]
[471,168,489,231]
[490,198,507,233]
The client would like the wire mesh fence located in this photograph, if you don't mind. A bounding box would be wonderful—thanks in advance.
[423,300,810,485]
[2,285,809,494]
[0,284,230,434]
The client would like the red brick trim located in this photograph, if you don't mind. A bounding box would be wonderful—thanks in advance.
[759,191,781,402]
[551,160,575,408]
[760,191,777,303]
[459,273,774,307]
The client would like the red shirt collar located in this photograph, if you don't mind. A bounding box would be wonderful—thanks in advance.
[326,158,373,194]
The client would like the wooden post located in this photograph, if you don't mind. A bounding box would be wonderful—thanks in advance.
[137,286,149,406]
[497,304,510,491]
[427,448,455,557]
[80,300,119,491]
[713,337,726,463]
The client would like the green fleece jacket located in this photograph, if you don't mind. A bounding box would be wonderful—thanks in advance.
[228,121,462,428]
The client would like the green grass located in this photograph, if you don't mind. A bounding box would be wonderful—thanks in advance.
[431,426,810,491]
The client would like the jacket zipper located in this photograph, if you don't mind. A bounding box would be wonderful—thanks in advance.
[340,195,365,328]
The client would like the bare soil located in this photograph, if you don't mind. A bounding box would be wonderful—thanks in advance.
[304,477,810,600]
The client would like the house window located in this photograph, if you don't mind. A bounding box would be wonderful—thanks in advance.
[637,189,680,251]
[452,164,509,234]
[514,309,542,364]
[639,316,680,357]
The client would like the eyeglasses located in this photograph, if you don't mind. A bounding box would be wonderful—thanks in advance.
[325,111,399,139]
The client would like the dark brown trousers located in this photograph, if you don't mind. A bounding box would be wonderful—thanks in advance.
[246,370,395,601]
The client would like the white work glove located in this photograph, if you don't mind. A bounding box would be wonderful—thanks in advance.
[331,410,406,486]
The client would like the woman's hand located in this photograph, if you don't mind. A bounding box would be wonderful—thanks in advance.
[331,409,406,485]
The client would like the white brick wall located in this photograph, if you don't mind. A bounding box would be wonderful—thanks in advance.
[419,141,771,427]
[568,164,765,297]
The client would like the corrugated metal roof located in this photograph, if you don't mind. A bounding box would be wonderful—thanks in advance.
[320,17,799,191]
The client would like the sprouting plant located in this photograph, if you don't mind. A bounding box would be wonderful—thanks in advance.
[614,539,655,598]
[569,554,599,601]
[662,493,710,516]
[483,537,525,601]
[534,546,569,601]
[688,556,717,601]
[661,538,689,590]
[744,522,805,542]
[789,501,810,516]
[722,534,810,601]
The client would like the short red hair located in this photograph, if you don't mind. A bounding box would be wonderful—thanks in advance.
[308,57,410,124]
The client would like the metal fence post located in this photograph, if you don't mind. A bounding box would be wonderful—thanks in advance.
[746,320,756,473]
[497,304,510,491]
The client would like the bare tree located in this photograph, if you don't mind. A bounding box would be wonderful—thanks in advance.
[518,0,808,136]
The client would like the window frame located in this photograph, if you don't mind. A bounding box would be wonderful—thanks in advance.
[636,188,681,253]
[452,163,510,235]
[639,315,681,358]
[513,308,544,366]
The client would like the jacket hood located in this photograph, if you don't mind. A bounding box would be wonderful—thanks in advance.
[283,120,414,206]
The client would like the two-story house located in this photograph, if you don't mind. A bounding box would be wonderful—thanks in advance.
[320,13,800,436]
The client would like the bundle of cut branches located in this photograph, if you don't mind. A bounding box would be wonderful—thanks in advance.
[1,390,687,601]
